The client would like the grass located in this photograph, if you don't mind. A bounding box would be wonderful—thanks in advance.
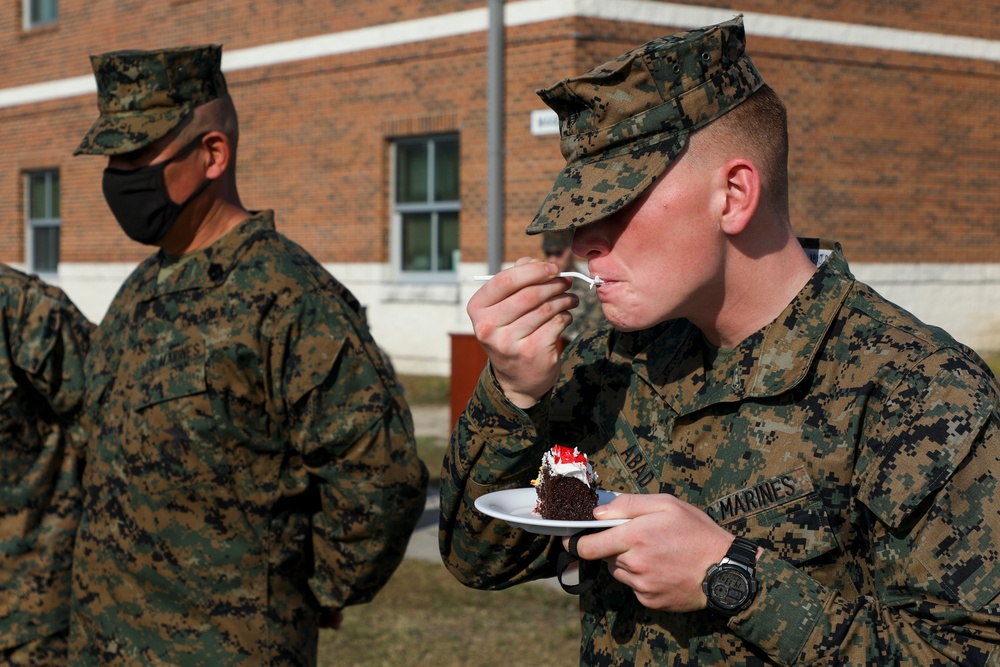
[317,558,580,666]
[397,374,450,406]
[984,353,1000,377]
[416,435,449,484]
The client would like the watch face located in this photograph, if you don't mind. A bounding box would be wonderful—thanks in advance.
[709,568,751,610]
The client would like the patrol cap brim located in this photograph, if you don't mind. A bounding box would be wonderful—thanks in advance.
[526,17,764,235]
[527,131,690,235]
[74,104,197,156]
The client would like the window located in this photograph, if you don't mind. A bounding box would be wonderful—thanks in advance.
[26,170,60,274]
[393,135,459,275]
[24,0,58,29]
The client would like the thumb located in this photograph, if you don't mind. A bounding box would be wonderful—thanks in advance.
[593,493,672,520]
[592,493,636,520]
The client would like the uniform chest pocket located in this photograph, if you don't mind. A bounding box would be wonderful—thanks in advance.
[705,466,839,565]
[129,342,226,493]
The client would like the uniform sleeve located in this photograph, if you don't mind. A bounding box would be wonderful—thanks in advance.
[0,276,91,643]
[12,280,93,420]
[278,306,428,611]
[733,351,1000,666]
[438,365,561,589]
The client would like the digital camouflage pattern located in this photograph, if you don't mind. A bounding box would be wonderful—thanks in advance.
[74,44,228,156]
[0,264,92,662]
[527,16,764,235]
[70,211,428,666]
[440,240,1000,665]
[0,633,68,666]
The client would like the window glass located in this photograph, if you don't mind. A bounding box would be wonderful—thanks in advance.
[51,174,61,217]
[393,135,460,275]
[437,211,459,271]
[32,226,59,274]
[29,172,49,218]
[434,138,460,202]
[27,0,58,27]
[26,169,60,273]
[396,142,428,204]
[402,213,432,271]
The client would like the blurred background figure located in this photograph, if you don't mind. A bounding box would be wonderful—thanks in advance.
[0,263,92,666]
[541,230,603,342]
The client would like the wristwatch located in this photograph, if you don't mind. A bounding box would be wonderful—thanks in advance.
[703,537,759,617]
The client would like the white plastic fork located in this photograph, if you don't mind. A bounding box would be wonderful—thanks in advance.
[473,271,604,289]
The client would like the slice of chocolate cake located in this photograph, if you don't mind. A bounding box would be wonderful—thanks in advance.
[532,445,599,521]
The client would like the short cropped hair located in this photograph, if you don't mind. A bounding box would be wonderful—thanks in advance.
[694,84,790,212]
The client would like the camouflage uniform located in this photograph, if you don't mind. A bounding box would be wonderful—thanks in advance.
[0,264,92,665]
[70,212,428,665]
[440,239,1000,665]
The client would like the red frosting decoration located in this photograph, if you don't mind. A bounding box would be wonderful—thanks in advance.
[552,445,587,465]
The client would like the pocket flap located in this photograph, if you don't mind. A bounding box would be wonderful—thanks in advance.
[134,341,207,409]
[706,467,839,565]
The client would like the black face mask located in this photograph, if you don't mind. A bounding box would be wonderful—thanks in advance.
[102,133,213,245]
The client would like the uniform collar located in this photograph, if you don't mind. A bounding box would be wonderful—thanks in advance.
[132,211,275,298]
[621,239,854,416]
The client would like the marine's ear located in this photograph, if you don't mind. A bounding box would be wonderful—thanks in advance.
[716,158,760,236]
[200,131,231,180]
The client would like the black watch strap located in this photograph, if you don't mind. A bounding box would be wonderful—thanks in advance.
[725,537,758,567]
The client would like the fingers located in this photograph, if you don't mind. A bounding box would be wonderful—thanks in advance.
[561,494,724,563]
[561,521,630,561]
[480,291,577,345]
[559,494,740,612]
[467,260,579,407]
[471,260,559,305]
[469,260,578,363]
[470,261,576,328]
[592,492,675,521]
[559,494,665,559]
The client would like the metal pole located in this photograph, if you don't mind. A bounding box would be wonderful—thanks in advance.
[486,0,505,274]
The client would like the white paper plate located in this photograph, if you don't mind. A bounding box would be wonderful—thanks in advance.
[474,487,627,536]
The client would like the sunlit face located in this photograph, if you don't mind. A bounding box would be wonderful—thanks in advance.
[572,149,725,332]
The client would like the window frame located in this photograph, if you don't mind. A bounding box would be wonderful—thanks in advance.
[25,169,61,276]
[390,134,460,281]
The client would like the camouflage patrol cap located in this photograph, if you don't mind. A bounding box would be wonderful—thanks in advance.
[74,44,227,156]
[526,16,764,234]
